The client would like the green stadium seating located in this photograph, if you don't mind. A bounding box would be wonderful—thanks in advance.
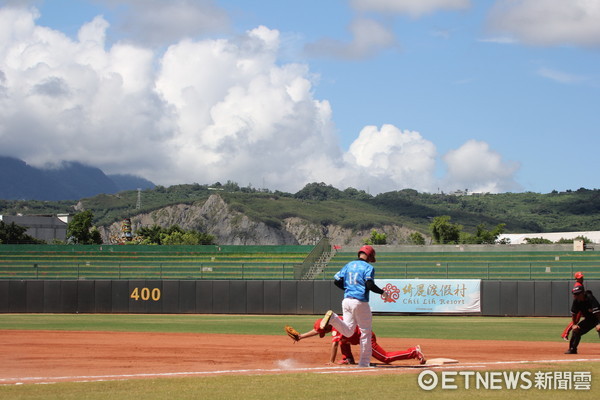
[320,251,600,281]
[1,245,599,280]
[0,244,311,280]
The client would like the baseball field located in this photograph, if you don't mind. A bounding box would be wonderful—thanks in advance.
[1,314,599,399]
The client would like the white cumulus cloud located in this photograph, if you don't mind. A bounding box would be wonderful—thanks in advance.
[488,0,600,47]
[442,140,521,193]
[351,0,471,17]
[343,124,438,193]
[305,18,397,60]
[0,6,177,175]
[100,0,230,47]
[0,5,520,195]
[153,25,344,188]
[308,0,471,60]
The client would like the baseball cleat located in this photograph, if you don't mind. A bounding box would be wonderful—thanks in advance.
[337,356,356,365]
[415,345,427,364]
[564,348,577,354]
[320,310,333,329]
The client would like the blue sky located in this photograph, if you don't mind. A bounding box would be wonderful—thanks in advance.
[1,0,599,195]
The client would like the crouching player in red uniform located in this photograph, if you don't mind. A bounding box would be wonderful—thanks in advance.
[292,317,426,365]
[332,324,426,365]
[565,284,600,354]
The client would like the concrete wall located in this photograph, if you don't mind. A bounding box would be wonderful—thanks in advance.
[1,279,598,316]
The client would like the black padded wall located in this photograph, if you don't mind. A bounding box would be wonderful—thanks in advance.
[8,280,27,313]
[551,281,570,317]
[162,280,180,314]
[499,281,518,316]
[77,280,95,313]
[1,279,595,316]
[481,281,500,316]
[179,280,197,313]
[0,281,8,312]
[43,281,61,313]
[534,281,552,316]
[246,280,264,314]
[26,280,44,313]
[517,281,535,316]
[95,280,112,313]
[263,280,281,314]
[196,280,213,313]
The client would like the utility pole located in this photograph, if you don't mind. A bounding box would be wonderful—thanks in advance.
[136,188,142,210]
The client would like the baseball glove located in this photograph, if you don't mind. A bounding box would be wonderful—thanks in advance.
[285,325,300,342]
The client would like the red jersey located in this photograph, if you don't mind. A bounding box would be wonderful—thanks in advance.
[331,323,361,345]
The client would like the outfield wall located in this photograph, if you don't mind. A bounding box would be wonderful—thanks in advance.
[1,279,598,317]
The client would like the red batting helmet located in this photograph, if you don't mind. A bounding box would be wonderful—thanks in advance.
[574,271,584,280]
[358,245,376,263]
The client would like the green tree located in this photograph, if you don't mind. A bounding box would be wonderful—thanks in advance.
[556,235,592,244]
[161,231,197,245]
[223,180,240,192]
[364,229,387,245]
[67,210,102,244]
[461,223,506,244]
[294,182,344,201]
[429,215,462,244]
[195,232,216,245]
[161,230,215,245]
[343,187,372,200]
[408,232,426,245]
[90,227,102,244]
[524,237,553,244]
[137,225,164,244]
[0,221,44,244]
[137,224,215,245]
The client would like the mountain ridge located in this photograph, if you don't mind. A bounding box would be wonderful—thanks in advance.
[0,156,154,200]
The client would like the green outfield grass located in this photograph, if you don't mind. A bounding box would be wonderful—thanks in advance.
[1,314,598,399]
[0,314,577,342]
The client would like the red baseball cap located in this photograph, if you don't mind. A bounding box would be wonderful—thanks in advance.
[313,319,332,337]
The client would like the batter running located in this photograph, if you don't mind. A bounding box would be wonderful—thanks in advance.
[320,245,390,367]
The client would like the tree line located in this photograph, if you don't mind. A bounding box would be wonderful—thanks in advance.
[65,210,215,245]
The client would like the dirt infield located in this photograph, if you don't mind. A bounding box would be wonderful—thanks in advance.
[2,330,599,385]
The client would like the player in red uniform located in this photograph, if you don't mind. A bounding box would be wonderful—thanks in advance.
[565,284,600,354]
[331,323,425,365]
[561,272,585,341]
[575,271,584,285]
[293,317,426,365]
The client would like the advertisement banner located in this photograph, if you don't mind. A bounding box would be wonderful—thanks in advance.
[370,279,481,313]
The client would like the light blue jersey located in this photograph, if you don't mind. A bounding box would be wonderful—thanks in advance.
[334,259,375,302]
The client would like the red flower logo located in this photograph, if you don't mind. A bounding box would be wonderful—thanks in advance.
[382,283,400,303]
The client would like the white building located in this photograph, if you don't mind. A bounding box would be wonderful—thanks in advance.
[0,214,71,243]
[497,231,600,245]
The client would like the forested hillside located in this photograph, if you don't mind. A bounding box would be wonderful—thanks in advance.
[1,182,599,237]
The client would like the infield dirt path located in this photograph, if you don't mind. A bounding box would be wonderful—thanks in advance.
[1,330,599,385]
